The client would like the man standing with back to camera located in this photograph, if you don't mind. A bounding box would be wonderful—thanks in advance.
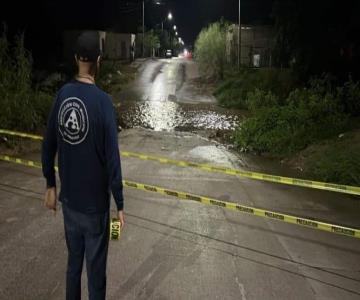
[42,31,125,300]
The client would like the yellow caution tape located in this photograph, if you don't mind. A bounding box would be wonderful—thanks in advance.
[0,154,359,239]
[0,154,44,170]
[0,129,43,141]
[110,218,121,240]
[123,180,360,239]
[1,128,360,196]
[121,151,360,196]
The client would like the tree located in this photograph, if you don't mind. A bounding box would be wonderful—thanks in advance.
[159,30,170,53]
[144,29,160,57]
[194,22,228,80]
[272,0,360,81]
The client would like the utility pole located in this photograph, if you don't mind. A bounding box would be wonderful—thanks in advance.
[142,0,145,57]
[238,0,241,69]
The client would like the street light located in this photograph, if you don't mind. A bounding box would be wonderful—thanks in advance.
[141,2,173,57]
[173,25,177,30]
[161,12,173,32]
[175,32,178,36]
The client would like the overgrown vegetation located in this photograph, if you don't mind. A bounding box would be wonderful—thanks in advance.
[214,68,298,109]
[215,70,360,184]
[144,30,160,57]
[97,60,136,95]
[194,2,360,185]
[0,31,52,132]
[289,129,360,186]
[194,22,227,80]
[233,75,359,156]
[272,0,360,81]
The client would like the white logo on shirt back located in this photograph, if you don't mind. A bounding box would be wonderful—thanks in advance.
[65,109,80,131]
[58,97,89,145]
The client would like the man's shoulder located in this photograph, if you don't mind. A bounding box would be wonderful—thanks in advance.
[55,81,113,116]
[94,86,112,103]
[93,86,113,109]
[56,82,77,98]
[58,81,76,91]
[57,82,110,101]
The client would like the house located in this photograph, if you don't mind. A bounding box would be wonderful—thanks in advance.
[63,31,135,63]
[63,30,106,63]
[103,33,136,61]
[226,25,274,68]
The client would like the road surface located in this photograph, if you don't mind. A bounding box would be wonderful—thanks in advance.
[0,58,359,300]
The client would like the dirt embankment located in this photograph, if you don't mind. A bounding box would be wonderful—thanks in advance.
[283,127,360,186]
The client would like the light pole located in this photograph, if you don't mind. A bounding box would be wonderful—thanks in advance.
[238,0,241,69]
[142,1,172,57]
[161,12,173,32]
[142,0,145,57]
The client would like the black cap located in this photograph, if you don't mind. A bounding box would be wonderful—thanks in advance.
[75,31,101,62]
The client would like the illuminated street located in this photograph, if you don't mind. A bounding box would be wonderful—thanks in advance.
[117,58,241,132]
[1,1,360,299]
[1,58,360,299]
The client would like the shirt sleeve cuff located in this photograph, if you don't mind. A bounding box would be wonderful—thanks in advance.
[115,201,124,211]
[46,176,56,188]
[114,192,124,210]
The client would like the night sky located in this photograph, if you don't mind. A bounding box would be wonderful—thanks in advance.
[0,0,273,65]
[149,0,274,46]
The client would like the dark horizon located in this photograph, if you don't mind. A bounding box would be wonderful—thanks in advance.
[0,0,274,66]
[1,0,360,75]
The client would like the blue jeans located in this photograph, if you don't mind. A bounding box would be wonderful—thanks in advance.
[62,204,109,300]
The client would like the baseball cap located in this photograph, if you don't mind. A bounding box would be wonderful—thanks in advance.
[75,31,101,62]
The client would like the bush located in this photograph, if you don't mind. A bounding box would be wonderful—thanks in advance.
[245,89,280,112]
[214,68,297,109]
[97,60,135,95]
[214,78,247,109]
[305,136,360,186]
[234,106,305,155]
[338,78,360,117]
[195,22,227,80]
[0,30,53,132]
[286,87,347,139]
[234,85,348,156]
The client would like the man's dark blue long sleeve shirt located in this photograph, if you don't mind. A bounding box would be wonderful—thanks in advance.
[42,80,124,213]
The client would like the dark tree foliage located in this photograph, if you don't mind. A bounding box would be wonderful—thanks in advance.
[273,0,360,82]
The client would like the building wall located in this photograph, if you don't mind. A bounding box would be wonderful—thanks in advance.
[63,31,135,63]
[104,33,135,60]
[63,30,106,63]
[226,25,274,67]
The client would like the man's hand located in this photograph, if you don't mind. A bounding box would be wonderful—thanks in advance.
[44,187,57,212]
[118,210,125,229]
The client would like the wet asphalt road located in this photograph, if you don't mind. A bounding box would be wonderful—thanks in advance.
[0,59,360,299]
[117,58,241,132]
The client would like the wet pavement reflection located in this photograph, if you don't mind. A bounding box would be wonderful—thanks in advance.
[118,100,241,132]
[116,59,243,132]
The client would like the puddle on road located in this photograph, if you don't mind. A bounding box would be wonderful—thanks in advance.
[116,59,243,133]
[188,145,239,167]
[117,100,243,132]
